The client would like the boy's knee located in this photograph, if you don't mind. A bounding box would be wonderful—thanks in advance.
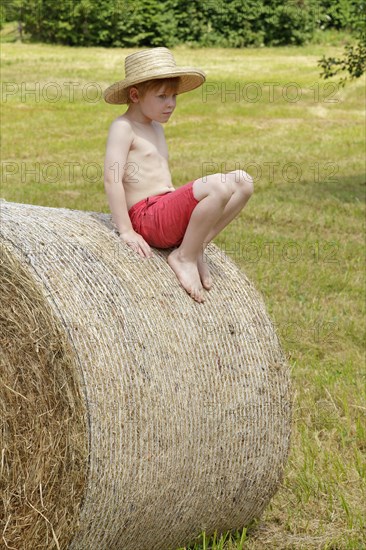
[231,170,254,198]
[209,173,234,203]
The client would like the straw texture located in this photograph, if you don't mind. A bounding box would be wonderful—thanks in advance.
[1,232,88,549]
[1,199,292,550]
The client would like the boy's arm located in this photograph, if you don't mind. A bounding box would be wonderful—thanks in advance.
[104,119,152,258]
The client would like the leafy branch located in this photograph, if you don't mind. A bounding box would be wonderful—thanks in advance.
[318,34,366,86]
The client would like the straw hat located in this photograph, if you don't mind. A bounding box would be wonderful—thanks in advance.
[104,47,206,104]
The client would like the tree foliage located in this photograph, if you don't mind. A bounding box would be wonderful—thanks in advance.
[318,1,365,85]
[0,0,335,47]
[318,37,366,85]
[1,0,364,53]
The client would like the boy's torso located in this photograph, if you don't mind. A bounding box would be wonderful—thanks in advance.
[120,115,174,210]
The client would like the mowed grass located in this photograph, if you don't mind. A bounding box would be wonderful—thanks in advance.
[1,40,365,549]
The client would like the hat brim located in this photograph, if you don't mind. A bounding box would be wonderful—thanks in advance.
[104,68,206,104]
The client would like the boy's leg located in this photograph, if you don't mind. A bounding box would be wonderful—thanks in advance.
[168,170,253,302]
[201,170,254,244]
[196,170,253,289]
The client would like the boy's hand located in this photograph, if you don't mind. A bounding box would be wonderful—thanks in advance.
[119,229,153,259]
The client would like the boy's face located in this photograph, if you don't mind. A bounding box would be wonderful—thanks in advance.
[136,83,177,123]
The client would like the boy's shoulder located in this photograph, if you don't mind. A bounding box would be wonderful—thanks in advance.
[107,115,134,144]
[109,114,133,130]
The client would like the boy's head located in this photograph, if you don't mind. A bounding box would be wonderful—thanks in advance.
[103,47,205,105]
[126,77,180,105]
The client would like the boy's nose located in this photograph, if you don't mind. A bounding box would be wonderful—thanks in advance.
[167,96,176,108]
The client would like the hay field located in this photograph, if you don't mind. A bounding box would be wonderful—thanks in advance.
[1,39,365,549]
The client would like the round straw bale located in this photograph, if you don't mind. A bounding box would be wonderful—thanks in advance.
[0,199,292,550]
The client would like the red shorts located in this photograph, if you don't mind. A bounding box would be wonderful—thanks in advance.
[128,181,199,248]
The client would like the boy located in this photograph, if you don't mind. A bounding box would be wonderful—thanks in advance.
[104,47,253,303]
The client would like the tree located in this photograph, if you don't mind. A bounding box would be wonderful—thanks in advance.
[318,1,366,85]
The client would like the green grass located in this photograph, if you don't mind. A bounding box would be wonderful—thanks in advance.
[1,40,365,549]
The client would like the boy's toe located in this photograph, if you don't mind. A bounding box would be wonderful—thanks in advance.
[192,286,205,303]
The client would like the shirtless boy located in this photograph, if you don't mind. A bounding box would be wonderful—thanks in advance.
[104,47,253,303]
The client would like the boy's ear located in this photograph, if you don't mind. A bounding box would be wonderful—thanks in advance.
[129,86,140,103]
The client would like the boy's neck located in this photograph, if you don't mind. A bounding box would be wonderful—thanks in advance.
[125,105,153,125]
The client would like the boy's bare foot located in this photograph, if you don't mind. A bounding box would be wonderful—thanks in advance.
[167,249,205,303]
[197,252,212,290]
